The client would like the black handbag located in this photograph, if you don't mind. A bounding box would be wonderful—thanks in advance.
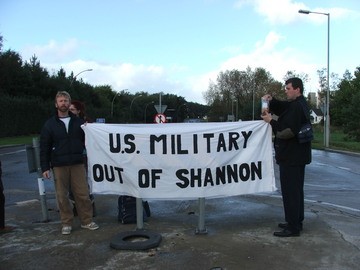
[297,99,313,144]
[298,123,313,143]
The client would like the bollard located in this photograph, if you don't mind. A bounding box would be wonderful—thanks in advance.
[195,197,208,234]
[37,178,49,221]
[33,137,49,222]
[136,197,144,230]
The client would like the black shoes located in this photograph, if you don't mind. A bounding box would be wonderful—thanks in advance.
[278,222,303,231]
[278,222,288,229]
[275,222,302,237]
[273,229,300,237]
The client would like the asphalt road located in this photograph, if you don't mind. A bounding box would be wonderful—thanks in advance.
[1,145,56,206]
[303,149,360,213]
[1,145,360,270]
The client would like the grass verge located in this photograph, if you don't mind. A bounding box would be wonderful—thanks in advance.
[0,135,38,146]
[312,125,360,153]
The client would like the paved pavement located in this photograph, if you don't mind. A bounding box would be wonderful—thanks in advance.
[1,190,360,270]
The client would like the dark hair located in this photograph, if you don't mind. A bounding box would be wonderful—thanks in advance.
[285,77,304,94]
[71,100,86,119]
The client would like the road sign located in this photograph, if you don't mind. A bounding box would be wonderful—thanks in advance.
[96,118,106,123]
[154,105,167,114]
[154,113,166,124]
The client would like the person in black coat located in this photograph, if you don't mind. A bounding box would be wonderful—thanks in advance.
[0,160,15,233]
[40,91,99,235]
[261,77,312,237]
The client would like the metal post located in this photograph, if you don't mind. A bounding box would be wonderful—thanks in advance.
[159,92,162,115]
[33,137,49,222]
[236,100,238,122]
[252,89,255,120]
[144,101,154,123]
[136,198,144,230]
[232,101,234,121]
[323,102,326,144]
[325,13,330,148]
[299,9,330,148]
[111,89,128,118]
[111,93,118,118]
[130,95,143,122]
[69,68,93,88]
[195,197,207,234]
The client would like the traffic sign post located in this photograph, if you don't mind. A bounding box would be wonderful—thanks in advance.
[154,105,167,114]
[154,113,166,124]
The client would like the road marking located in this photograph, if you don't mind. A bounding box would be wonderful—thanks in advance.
[15,199,39,205]
[268,194,360,213]
[305,183,328,187]
[314,162,327,166]
[313,162,354,174]
[318,201,360,212]
[337,166,351,171]
[0,149,25,156]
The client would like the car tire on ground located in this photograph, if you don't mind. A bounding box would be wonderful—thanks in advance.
[110,230,162,250]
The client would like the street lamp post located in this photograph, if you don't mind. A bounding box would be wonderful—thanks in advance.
[144,101,155,123]
[231,100,237,122]
[235,100,238,121]
[252,89,255,120]
[175,103,187,122]
[111,89,128,117]
[299,9,330,148]
[130,95,143,122]
[70,69,93,88]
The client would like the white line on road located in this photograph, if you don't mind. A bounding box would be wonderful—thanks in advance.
[268,194,360,213]
[337,166,351,171]
[317,201,360,212]
[15,199,39,205]
[305,183,328,187]
[0,149,26,156]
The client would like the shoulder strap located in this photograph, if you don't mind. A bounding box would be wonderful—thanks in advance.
[298,98,311,123]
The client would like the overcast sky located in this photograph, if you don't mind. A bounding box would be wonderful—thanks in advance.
[1,0,359,104]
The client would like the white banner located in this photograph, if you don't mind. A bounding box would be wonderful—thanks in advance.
[83,121,276,199]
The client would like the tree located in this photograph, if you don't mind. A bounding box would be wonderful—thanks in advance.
[23,55,50,98]
[204,67,282,121]
[204,80,224,121]
[0,50,26,96]
[332,67,360,140]
[0,33,211,136]
[283,71,309,85]
[344,91,360,140]
[331,70,352,127]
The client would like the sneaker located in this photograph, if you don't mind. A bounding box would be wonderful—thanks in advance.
[62,226,72,235]
[81,222,99,231]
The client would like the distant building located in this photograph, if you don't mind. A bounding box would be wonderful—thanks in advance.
[310,108,323,124]
[308,92,317,107]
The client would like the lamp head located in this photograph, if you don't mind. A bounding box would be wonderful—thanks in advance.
[298,9,310,14]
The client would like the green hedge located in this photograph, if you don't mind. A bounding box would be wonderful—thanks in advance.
[0,95,54,137]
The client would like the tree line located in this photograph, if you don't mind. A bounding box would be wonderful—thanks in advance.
[0,35,209,137]
[1,34,359,140]
[203,65,360,141]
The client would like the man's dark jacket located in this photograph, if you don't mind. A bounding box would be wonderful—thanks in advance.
[269,95,312,166]
[40,112,85,172]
